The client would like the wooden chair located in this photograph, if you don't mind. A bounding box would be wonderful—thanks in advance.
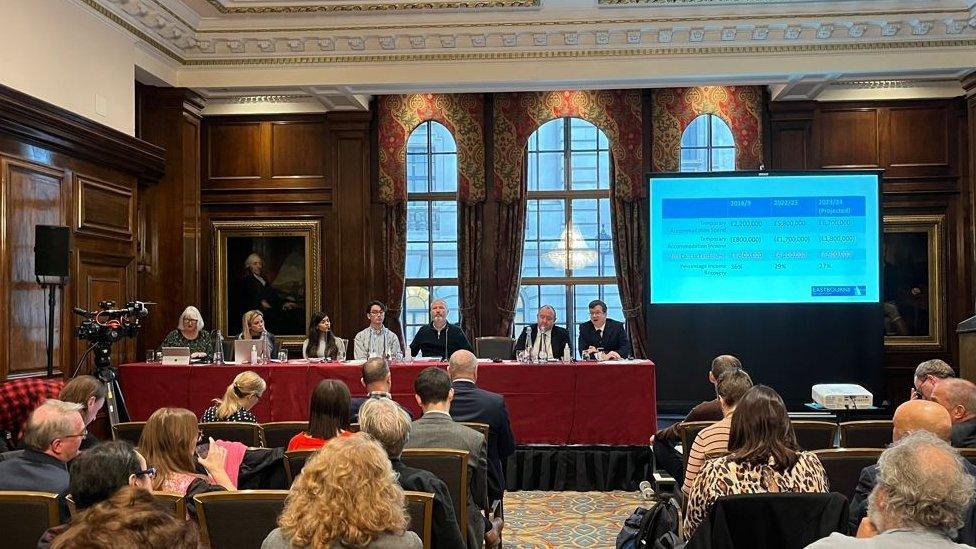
[112,421,147,446]
[792,420,838,450]
[200,421,263,447]
[404,490,434,549]
[679,421,714,471]
[151,491,186,518]
[0,491,61,549]
[193,490,289,549]
[402,448,470,548]
[261,421,308,449]
[475,337,515,360]
[460,422,490,442]
[813,448,882,500]
[349,422,361,433]
[839,420,893,448]
[283,449,316,485]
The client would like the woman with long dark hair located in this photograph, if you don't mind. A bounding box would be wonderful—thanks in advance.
[287,380,353,451]
[682,385,829,538]
[302,311,340,360]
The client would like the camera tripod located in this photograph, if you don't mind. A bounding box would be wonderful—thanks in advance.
[91,342,129,425]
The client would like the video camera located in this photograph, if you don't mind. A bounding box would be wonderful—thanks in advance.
[73,300,149,344]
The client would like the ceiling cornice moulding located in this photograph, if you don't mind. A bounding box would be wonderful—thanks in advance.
[203,0,539,13]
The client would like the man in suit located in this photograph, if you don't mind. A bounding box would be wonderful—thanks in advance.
[447,349,516,506]
[513,305,572,361]
[405,366,500,548]
[932,378,976,448]
[349,357,411,422]
[848,399,976,545]
[577,299,631,361]
[358,397,465,549]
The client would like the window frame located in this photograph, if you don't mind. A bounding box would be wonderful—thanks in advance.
[679,113,737,172]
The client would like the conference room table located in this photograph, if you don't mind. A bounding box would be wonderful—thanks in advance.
[118,359,656,446]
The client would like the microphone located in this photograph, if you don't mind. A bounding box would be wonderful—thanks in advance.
[443,322,449,361]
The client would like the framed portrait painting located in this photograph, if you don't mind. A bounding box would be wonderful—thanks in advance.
[213,220,321,348]
[883,214,945,349]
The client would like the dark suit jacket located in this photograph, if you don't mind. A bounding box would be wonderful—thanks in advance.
[391,458,466,549]
[953,418,976,448]
[450,380,516,502]
[0,449,69,493]
[577,318,631,359]
[850,461,976,544]
[513,324,573,360]
[349,392,413,422]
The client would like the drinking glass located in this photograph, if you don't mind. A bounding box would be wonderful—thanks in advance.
[146,350,156,363]
[277,350,288,363]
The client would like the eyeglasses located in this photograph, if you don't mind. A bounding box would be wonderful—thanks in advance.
[134,467,157,479]
[57,430,88,442]
[369,310,385,316]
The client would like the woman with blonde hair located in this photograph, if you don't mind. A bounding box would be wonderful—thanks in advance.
[201,370,266,423]
[263,434,422,549]
[161,306,213,360]
[138,407,235,512]
[240,309,279,359]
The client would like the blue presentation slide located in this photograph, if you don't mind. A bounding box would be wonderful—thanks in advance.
[649,173,881,304]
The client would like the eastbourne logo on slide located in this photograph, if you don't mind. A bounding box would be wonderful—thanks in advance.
[811,285,867,297]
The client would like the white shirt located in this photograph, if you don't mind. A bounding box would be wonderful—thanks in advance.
[353,326,403,360]
[531,327,554,359]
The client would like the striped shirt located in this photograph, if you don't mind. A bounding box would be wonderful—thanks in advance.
[682,413,732,494]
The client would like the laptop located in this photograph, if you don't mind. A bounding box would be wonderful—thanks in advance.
[160,347,191,365]
[232,339,263,364]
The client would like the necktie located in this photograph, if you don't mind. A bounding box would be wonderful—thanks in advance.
[597,329,603,343]
[541,333,548,356]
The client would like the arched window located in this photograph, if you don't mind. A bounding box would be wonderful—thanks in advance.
[403,121,459,344]
[516,117,621,350]
[680,114,736,172]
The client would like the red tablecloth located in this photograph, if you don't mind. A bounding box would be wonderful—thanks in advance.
[117,360,656,445]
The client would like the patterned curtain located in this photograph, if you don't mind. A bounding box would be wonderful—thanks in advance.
[491,90,646,351]
[651,86,764,172]
[376,94,486,342]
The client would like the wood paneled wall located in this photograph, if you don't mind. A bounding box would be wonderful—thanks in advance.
[198,113,380,345]
[0,84,164,381]
[770,98,972,402]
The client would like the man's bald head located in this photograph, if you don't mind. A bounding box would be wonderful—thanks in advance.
[448,349,478,381]
[892,399,952,442]
[361,357,391,391]
[931,378,976,424]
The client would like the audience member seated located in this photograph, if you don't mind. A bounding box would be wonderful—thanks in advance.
[932,378,976,448]
[138,407,236,513]
[513,305,572,361]
[809,431,975,548]
[0,399,83,494]
[39,440,154,548]
[447,349,517,506]
[406,366,498,549]
[57,375,106,450]
[359,397,465,549]
[849,399,976,544]
[287,379,354,451]
[913,358,955,400]
[50,486,198,549]
[201,370,266,423]
[0,377,64,445]
[682,385,829,539]
[651,354,741,485]
[350,358,412,422]
[577,299,632,361]
[262,434,422,549]
[408,299,472,360]
[354,301,404,360]
[160,305,213,361]
[239,309,280,359]
[302,311,341,360]
[682,368,753,495]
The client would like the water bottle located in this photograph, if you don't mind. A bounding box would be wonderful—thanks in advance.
[520,326,532,363]
[260,333,270,364]
[538,335,548,363]
[562,343,571,363]
[249,344,258,365]
[213,330,224,364]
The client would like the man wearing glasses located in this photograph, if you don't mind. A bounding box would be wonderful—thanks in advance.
[911,359,955,400]
[354,301,404,360]
[0,399,85,495]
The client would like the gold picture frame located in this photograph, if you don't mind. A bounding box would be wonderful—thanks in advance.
[883,214,945,349]
[214,220,321,349]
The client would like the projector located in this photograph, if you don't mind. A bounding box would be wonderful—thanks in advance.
[812,384,873,410]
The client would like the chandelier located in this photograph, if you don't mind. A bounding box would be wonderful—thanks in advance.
[545,223,597,271]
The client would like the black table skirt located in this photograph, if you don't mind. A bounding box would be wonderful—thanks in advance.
[506,445,651,492]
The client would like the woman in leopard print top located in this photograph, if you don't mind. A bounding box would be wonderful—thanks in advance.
[682,385,829,539]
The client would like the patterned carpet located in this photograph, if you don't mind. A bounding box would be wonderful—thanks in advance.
[501,490,644,548]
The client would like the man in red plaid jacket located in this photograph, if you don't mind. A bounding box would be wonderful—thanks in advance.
[0,377,64,448]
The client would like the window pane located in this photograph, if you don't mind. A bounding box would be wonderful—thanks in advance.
[430,201,457,242]
[432,242,458,278]
[572,199,599,238]
[540,285,568,321]
[406,153,428,193]
[597,150,611,189]
[574,284,599,324]
[536,152,565,190]
[598,131,609,149]
[429,121,457,154]
[601,284,622,315]
[405,242,430,278]
[680,148,708,172]
[431,154,457,192]
[537,200,565,240]
[711,115,734,147]
[525,200,540,241]
[403,285,430,345]
[521,240,540,277]
[527,151,540,192]
[600,239,616,276]
[406,202,429,242]
[681,115,709,148]
[432,286,460,324]
[569,239,600,277]
[712,147,736,171]
[570,118,598,151]
[407,123,429,151]
[599,199,612,235]
[570,151,598,190]
[534,119,564,152]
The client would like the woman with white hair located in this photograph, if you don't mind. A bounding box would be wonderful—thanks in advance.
[161,306,213,360]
